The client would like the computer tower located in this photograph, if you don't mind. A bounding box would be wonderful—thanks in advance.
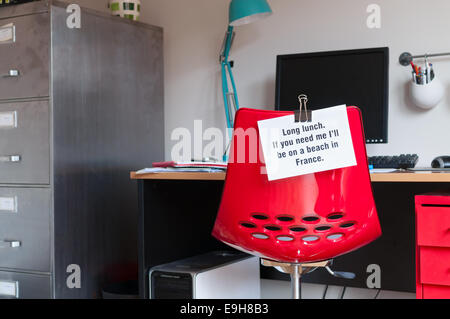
[149,251,260,299]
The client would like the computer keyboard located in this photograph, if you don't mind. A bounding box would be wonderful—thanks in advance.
[368,154,419,169]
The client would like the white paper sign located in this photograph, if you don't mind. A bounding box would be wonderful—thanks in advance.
[258,105,357,181]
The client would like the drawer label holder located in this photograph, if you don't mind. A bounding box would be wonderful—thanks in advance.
[0,111,17,129]
[0,280,18,298]
[0,23,15,44]
[0,196,17,213]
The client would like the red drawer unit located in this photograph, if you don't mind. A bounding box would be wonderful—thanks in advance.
[416,195,450,299]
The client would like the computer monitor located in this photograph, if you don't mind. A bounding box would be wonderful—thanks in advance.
[275,47,389,143]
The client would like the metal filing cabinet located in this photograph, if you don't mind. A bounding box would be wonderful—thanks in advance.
[0,1,164,298]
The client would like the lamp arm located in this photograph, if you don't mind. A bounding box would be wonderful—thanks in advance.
[220,26,234,62]
[227,61,240,111]
[220,26,240,130]
[221,62,233,129]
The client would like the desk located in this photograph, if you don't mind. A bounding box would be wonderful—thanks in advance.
[131,170,450,298]
[130,170,450,183]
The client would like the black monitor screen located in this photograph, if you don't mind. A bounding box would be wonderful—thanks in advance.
[275,47,389,143]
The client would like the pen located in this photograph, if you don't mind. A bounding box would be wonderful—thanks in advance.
[410,61,416,74]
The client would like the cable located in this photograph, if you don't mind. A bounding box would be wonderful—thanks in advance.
[322,285,329,299]
[340,286,347,299]
[374,289,381,299]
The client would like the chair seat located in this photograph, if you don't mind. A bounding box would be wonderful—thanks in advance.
[212,107,381,263]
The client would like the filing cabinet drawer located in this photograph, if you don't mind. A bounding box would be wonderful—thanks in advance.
[0,271,51,299]
[419,247,450,286]
[0,13,49,99]
[0,100,50,184]
[0,187,50,272]
[416,206,450,248]
[422,284,450,299]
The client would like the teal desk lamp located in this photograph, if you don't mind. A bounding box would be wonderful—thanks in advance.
[220,0,272,132]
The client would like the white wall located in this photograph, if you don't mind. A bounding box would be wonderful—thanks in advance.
[75,0,450,166]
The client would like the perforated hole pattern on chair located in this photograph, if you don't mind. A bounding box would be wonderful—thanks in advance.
[212,107,381,263]
[242,212,353,244]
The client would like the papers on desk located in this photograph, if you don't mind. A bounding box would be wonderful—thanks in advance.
[152,161,227,170]
[136,167,226,174]
[135,161,228,175]
[370,168,399,173]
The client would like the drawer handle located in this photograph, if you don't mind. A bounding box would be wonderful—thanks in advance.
[2,69,20,78]
[0,240,21,249]
[0,155,21,163]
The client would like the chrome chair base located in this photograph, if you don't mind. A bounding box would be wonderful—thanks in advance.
[261,259,331,299]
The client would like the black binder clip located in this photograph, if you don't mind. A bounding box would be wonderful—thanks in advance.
[294,94,312,123]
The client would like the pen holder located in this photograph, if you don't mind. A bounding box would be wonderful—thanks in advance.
[410,77,444,110]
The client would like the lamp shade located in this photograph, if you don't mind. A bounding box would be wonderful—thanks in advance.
[229,0,272,27]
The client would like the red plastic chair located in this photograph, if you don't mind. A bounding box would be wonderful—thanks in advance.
[212,107,381,298]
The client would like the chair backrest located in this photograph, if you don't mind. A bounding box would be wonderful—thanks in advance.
[212,107,381,263]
